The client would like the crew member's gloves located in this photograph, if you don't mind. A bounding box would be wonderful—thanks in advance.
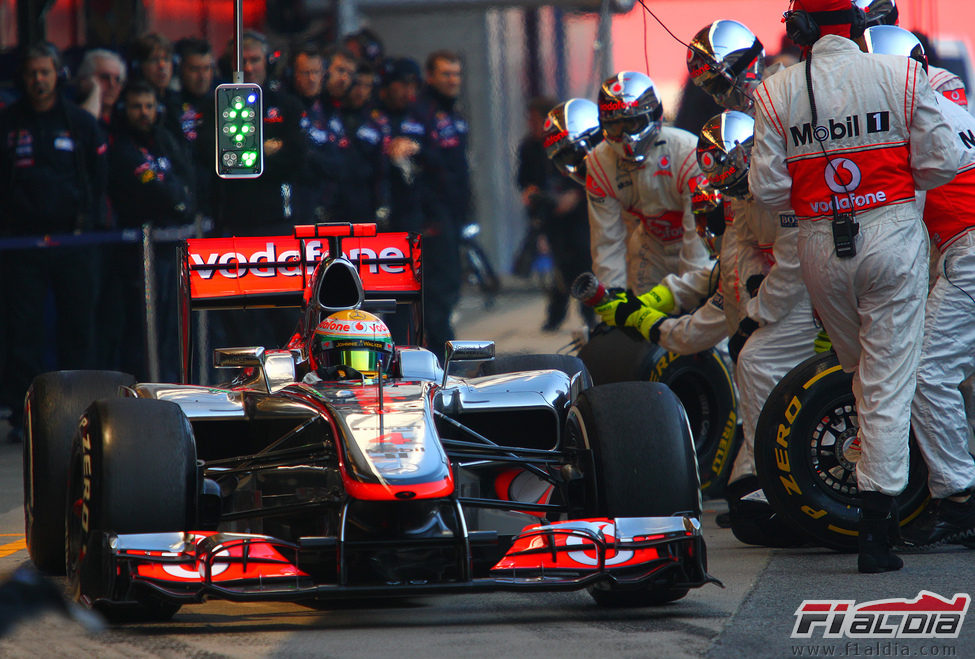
[593,288,629,326]
[594,286,675,327]
[594,289,645,327]
[813,329,832,353]
[637,284,676,313]
[623,305,668,343]
[728,317,760,363]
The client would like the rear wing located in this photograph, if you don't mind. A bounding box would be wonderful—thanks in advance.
[177,224,422,383]
[178,226,421,310]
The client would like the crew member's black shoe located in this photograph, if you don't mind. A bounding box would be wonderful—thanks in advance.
[858,492,903,574]
[899,493,975,548]
[726,476,808,548]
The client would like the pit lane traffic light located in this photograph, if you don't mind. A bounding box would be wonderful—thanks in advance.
[215,83,263,178]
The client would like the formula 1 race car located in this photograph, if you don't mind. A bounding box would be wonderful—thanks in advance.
[23,224,717,621]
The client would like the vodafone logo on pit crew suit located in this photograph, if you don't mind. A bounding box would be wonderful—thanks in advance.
[824,158,862,194]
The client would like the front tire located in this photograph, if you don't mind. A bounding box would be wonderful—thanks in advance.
[578,327,738,497]
[66,398,196,621]
[565,381,700,606]
[23,370,135,574]
[753,353,929,551]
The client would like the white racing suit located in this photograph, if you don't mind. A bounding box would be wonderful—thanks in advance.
[655,202,740,354]
[585,126,711,293]
[911,95,975,499]
[749,35,960,495]
[929,65,968,110]
[728,198,820,483]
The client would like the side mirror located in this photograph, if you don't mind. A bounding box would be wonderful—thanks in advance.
[442,340,495,388]
[214,347,301,393]
[214,346,266,368]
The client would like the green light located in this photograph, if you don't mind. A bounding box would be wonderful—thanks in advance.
[228,110,237,119]
[228,125,237,134]
[235,133,244,142]
[240,125,248,134]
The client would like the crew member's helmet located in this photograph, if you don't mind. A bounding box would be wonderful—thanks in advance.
[543,98,603,185]
[854,0,898,28]
[597,71,663,164]
[687,20,765,112]
[311,309,393,378]
[696,110,755,200]
[862,25,927,72]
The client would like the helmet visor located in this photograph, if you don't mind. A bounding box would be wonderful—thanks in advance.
[320,347,389,375]
[338,348,381,373]
[602,115,650,141]
[551,142,587,175]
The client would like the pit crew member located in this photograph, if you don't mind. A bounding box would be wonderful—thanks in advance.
[688,20,821,547]
[862,25,975,548]
[748,0,960,572]
[585,71,710,298]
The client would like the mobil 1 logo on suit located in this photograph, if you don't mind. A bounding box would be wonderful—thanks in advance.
[790,111,890,146]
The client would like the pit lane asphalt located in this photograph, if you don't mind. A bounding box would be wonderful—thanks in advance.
[1,279,973,657]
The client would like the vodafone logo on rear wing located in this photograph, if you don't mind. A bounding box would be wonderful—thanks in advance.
[184,232,421,302]
[189,240,407,279]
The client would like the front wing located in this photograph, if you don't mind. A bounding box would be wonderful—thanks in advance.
[91,517,719,605]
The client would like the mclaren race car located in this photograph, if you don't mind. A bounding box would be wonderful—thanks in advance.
[23,224,718,621]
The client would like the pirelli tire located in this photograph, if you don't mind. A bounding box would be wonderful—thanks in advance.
[566,381,701,606]
[23,370,136,574]
[578,326,739,497]
[753,352,930,552]
[66,398,197,622]
[477,353,593,390]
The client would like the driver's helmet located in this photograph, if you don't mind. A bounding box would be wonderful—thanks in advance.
[543,98,602,185]
[597,72,663,164]
[687,20,765,112]
[696,110,754,200]
[862,25,927,72]
[312,310,393,378]
[854,0,898,28]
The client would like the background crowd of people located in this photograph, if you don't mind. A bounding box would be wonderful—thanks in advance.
[0,27,476,440]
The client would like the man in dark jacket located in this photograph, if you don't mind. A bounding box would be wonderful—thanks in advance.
[414,50,469,360]
[103,79,196,381]
[0,42,108,439]
[372,57,442,345]
[289,42,344,222]
[173,37,216,217]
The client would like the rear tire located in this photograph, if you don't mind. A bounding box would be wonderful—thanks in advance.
[579,327,738,497]
[66,398,196,621]
[23,370,135,574]
[753,352,930,551]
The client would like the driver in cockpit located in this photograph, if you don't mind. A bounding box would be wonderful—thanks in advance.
[304,309,394,382]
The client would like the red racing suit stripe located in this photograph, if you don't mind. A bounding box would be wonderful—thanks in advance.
[924,164,975,250]
[786,143,915,220]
